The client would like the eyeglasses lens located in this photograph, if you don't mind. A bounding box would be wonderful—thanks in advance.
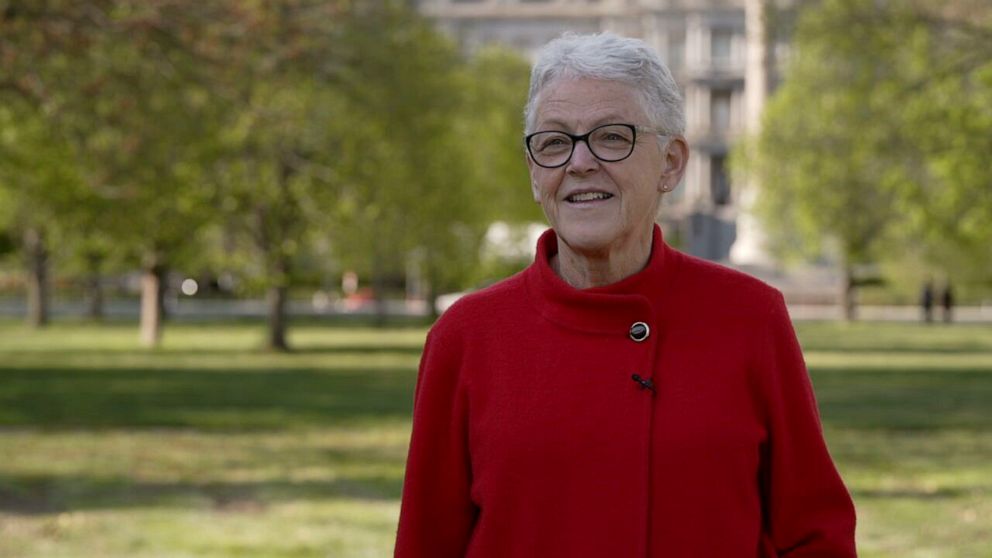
[528,124,636,168]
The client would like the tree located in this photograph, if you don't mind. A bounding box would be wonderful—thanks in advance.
[203,2,353,350]
[741,0,992,317]
[885,3,992,286]
[0,105,92,327]
[1,1,231,343]
[327,9,537,320]
[1,0,539,343]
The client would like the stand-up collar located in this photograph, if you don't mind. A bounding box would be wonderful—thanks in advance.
[523,225,679,336]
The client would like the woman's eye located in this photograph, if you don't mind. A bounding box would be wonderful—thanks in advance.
[539,137,568,150]
[602,133,631,142]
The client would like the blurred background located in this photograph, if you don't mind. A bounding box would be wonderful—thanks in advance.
[0,0,989,556]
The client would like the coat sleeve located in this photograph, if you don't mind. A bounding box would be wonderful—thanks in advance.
[758,292,857,557]
[394,327,477,557]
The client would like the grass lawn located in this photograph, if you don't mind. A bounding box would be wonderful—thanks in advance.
[1,319,990,557]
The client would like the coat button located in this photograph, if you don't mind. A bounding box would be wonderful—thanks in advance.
[629,322,650,342]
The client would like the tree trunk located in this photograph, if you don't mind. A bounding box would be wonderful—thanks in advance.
[257,232,291,352]
[371,248,388,328]
[85,252,104,321]
[425,278,439,322]
[262,157,298,352]
[839,266,857,321]
[266,284,289,351]
[23,227,49,328]
[424,248,440,322]
[266,250,290,352]
[139,253,166,347]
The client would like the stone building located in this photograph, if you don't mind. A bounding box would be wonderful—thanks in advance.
[415,0,788,264]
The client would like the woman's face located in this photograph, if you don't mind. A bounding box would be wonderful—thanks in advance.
[527,77,686,258]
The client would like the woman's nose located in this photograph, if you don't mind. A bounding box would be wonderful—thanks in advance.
[567,139,599,174]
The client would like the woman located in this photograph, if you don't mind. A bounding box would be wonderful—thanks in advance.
[395,32,856,557]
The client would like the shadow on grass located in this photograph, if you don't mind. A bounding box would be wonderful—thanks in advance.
[0,345,425,357]
[803,345,992,355]
[850,486,980,501]
[811,367,992,431]
[290,345,425,355]
[0,367,416,430]
[2,365,989,432]
[0,471,405,515]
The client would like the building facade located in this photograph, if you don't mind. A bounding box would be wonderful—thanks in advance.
[416,0,786,264]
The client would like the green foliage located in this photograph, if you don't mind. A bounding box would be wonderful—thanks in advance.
[327,3,467,283]
[462,46,542,225]
[743,0,992,285]
[0,0,535,319]
[0,0,228,276]
[0,102,99,283]
[196,2,353,297]
[325,8,534,295]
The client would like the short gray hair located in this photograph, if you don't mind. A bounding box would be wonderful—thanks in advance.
[524,32,685,136]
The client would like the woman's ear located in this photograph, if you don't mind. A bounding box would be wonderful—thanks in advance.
[526,155,541,203]
[658,136,689,193]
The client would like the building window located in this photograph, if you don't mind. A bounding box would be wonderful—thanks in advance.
[710,89,732,131]
[667,32,685,71]
[710,28,733,65]
[710,155,731,206]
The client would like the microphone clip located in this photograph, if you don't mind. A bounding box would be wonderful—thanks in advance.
[631,374,656,394]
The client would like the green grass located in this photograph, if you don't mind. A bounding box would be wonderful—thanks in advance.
[0,321,420,558]
[799,322,992,558]
[1,319,991,557]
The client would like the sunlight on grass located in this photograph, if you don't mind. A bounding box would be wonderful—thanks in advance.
[798,322,992,557]
[1,319,991,557]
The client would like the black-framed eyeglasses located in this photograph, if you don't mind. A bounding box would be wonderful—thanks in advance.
[525,123,643,169]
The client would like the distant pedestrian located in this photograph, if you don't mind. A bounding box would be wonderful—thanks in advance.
[940,281,954,323]
[920,280,934,323]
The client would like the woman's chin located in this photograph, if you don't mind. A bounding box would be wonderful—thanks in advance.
[557,227,619,257]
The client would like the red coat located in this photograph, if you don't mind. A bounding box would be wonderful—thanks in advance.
[395,226,856,557]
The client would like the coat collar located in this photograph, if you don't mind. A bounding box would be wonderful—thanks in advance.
[523,225,680,336]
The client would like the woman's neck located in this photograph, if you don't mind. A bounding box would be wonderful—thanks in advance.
[552,232,653,289]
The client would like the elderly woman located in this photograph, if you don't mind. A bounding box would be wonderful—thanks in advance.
[395,32,856,557]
